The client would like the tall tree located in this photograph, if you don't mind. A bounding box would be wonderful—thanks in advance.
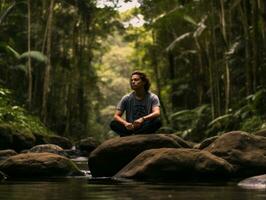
[27,0,32,109]
[41,0,54,122]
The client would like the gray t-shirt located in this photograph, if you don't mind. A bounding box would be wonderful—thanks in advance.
[117,91,160,122]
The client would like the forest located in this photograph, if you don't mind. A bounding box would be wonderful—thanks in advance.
[1,0,266,143]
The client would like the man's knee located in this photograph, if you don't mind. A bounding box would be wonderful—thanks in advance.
[109,120,115,129]
[110,120,120,131]
[152,118,162,129]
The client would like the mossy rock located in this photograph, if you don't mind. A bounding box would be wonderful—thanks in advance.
[32,132,51,145]
[0,149,17,161]
[0,124,13,149]
[0,123,36,152]
[12,129,35,152]
[115,148,233,181]
[0,153,84,178]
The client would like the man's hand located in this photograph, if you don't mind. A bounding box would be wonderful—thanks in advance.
[124,122,135,130]
[133,117,145,129]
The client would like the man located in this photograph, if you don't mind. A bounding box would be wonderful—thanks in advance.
[110,71,162,136]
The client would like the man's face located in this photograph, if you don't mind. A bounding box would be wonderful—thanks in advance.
[131,74,144,90]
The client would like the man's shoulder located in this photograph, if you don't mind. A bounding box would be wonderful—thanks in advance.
[121,92,134,101]
[148,91,159,99]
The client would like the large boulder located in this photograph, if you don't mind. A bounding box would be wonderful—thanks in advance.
[205,131,266,177]
[12,129,36,152]
[0,149,17,161]
[32,132,50,145]
[26,144,81,158]
[88,134,191,177]
[0,152,84,178]
[115,148,233,180]
[238,174,266,189]
[25,144,81,159]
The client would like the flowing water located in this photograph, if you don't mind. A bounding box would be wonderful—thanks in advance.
[0,158,266,200]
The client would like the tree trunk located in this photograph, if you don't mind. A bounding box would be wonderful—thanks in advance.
[259,0,266,87]
[42,0,54,122]
[220,0,230,113]
[27,0,32,109]
[251,0,259,91]
[210,0,221,118]
[206,40,215,120]
[239,1,253,95]
[194,36,204,106]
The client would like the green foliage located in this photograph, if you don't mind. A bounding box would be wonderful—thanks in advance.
[171,89,266,142]
[170,109,196,131]
[1,0,266,143]
[4,44,48,63]
[205,114,239,137]
[250,89,266,116]
[170,104,211,142]
[0,85,52,136]
[234,104,254,121]
[240,116,263,133]
[19,51,48,63]
[0,0,123,141]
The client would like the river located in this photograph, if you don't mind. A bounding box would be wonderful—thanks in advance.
[0,158,265,200]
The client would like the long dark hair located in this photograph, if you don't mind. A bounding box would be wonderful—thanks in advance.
[131,71,151,91]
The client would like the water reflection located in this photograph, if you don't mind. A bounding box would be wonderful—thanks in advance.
[1,178,266,200]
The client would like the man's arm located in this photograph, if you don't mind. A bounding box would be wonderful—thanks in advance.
[114,110,134,130]
[133,106,160,128]
[143,106,160,121]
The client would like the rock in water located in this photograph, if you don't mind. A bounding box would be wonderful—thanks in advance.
[115,148,233,181]
[0,171,6,181]
[28,144,63,154]
[88,134,191,177]
[0,149,17,161]
[0,152,84,178]
[238,174,266,189]
[205,131,266,177]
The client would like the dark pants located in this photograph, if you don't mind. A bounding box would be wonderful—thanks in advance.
[110,118,162,137]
